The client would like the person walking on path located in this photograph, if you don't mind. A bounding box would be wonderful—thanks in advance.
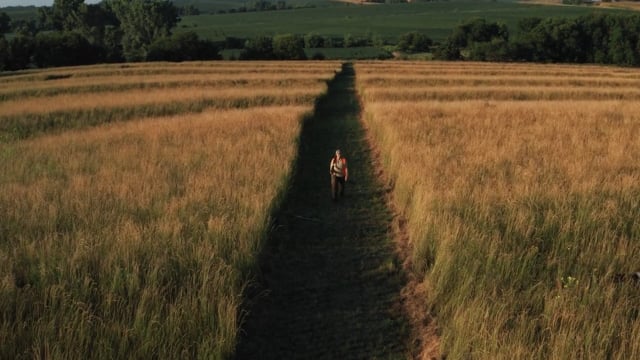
[330,149,348,201]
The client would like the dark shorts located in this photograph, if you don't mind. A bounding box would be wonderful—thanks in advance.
[331,175,345,200]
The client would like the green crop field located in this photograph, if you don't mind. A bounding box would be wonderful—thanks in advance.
[178,0,623,43]
[0,0,625,48]
[173,0,334,13]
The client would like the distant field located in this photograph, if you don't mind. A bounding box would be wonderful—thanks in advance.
[178,0,623,43]
[0,61,341,359]
[356,61,640,359]
[173,0,336,13]
[1,0,625,50]
[0,6,38,21]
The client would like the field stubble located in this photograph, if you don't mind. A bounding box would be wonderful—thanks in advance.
[357,61,640,359]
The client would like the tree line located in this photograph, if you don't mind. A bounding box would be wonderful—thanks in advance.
[434,14,640,66]
[2,2,640,70]
[0,0,220,71]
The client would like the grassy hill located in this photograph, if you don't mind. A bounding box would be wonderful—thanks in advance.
[177,0,623,43]
[173,0,335,13]
[1,0,624,46]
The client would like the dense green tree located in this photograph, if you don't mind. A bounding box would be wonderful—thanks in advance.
[342,33,369,48]
[107,0,179,61]
[449,18,508,48]
[609,23,635,66]
[508,13,640,66]
[7,36,36,70]
[11,19,38,36]
[33,31,100,68]
[252,0,275,11]
[304,32,324,48]
[343,33,355,48]
[586,14,610,64]
[147,31,221,61]
[273,34,306,60]
[240,35,275,60]
[468,38,511,62]
[396,31,432,53]
[82,3,122,62]
[0,12,10,35]
[102,25,124,62]
[178,5,200,16]
[43,0,86,31]
[435,18,508,60]
[0,36,8,71]
[224,36,246,49]
[433,38,462,60]
[517,17,543,33]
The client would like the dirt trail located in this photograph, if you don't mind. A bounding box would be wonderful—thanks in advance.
[235,63,411,359]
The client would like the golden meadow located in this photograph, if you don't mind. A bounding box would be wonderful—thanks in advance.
[356,61,640,359]
[0,61,341,359]
[4,58,640,359]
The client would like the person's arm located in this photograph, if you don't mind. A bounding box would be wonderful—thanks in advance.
[329,158,334,175]
[344,160,349,181]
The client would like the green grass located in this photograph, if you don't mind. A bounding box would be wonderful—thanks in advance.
[0,6,38,21]
[173,0,336,13]
[2,0,626,50]
[179,0,624,43]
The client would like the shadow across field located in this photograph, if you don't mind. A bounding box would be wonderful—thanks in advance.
[235,64,409,359]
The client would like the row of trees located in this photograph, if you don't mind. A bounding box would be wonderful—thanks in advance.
[434,14,640,67]
[237,31,432,60]
[0,0,220,71]
[3,4,640,69]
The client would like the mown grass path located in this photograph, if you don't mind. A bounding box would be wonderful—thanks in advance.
[235,64,410,359]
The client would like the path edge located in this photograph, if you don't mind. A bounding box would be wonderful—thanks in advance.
[351,62,442,360]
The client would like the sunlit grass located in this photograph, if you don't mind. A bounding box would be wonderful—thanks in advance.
[0,105,313,359]
[0,61,341,85]
[0,61,341,141]
[361,86,640,102]
[355,61,640,79]
[0,60,341,359]
[358,75,640,88]
[0,75,332,101]
[356,61,640,359]
[0,94,320,141]
[0,85,327,117]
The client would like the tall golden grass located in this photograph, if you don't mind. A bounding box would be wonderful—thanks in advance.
[0,76,331,101]
[355,61,640,78]
[0,61,341,141]
[0,106,311,358]
[356,61,640,359]
[0,60,340,358]
[0,85,326,116]
[0,61,341,86]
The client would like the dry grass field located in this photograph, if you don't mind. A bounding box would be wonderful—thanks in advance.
[0,61,341,359]
[6,58,640,359]
[356,61,640,359]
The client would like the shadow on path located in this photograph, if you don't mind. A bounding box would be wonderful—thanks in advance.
[235,63,409,359]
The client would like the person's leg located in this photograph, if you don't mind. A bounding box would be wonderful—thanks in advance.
[338,177,345,198]
[331,175,337,200]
